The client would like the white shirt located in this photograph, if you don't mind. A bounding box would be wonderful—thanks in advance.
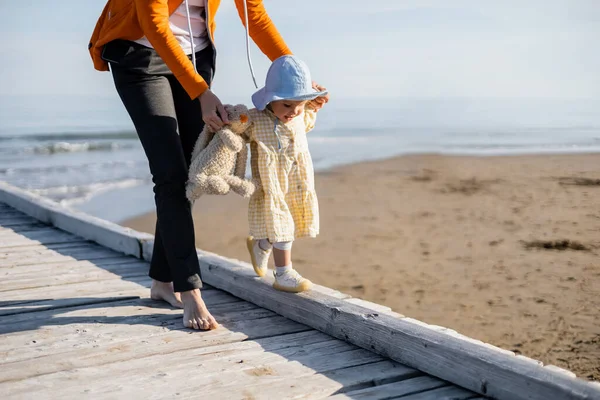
[135,0,210,55]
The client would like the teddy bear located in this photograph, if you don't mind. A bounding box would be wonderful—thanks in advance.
[186,104,257,202]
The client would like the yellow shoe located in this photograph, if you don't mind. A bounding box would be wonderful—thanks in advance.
[246,236,271,277]
[273,269,312,293]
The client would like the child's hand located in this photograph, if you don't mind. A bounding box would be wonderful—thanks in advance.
[308,82,329,111]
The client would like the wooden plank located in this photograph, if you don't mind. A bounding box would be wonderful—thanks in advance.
[0,245,123,266]
[0,240,96,253]
[0,275,215,304]
[0,277,217,315]
[0,210,28,219]
[0,261,150,292]
[0,255,143,275]
[344,298,405,318]
[0,286,147,316]
[328,376,449,400]
[0,222,50,233]
[0,217,44,230]
[0,297,272,364]
[0,249,135,269]
[0,275,153,303]
[1,316,315,383]
[0,291,239,332]
[396,385,480,399]
[1,257,148,279]
[2,334,384,399]
[0,228,84,248]
[323,361,420,394]
[197,253,600,400]
[0,224,53,234]
[0,182,153,258]
[204,359,421,400]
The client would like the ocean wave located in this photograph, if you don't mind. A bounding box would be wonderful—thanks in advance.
[309,135,377,144]
[30,179,148,206]
[28,141,138,154]
[0,131,138,141]
[0,160,145,176]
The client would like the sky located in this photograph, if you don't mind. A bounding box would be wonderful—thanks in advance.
[0,0,598,112]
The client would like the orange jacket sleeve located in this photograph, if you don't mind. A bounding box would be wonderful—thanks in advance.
[234,0,293,61]
[134,0,209,100]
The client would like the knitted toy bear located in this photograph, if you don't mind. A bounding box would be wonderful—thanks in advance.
[186,104,256,201]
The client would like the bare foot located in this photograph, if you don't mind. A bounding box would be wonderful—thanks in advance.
[150,280,183,308]
[181,289,219,330]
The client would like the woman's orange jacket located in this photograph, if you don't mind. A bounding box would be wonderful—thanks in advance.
[89,0,292,99]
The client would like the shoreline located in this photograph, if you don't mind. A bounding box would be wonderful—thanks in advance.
[122,152,600,381]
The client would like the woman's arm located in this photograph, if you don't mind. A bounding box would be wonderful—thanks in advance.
[234,0,293,61]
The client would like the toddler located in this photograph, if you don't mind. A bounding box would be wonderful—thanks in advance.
[245,55,328,292]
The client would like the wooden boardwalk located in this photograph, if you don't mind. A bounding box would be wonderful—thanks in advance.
[1,182,600,400]
[0,201,480,399]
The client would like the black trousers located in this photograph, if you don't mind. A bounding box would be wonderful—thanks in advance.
[106,40,214,292]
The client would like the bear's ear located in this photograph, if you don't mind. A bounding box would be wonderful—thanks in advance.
[222,104,233,117]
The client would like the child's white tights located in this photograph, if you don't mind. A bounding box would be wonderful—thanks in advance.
[258,239,293,274]
[258,239,293,251]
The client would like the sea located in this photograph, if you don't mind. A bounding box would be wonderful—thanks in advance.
[1,95,599,223]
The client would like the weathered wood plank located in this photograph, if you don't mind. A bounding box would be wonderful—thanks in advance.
[0,240,97,253]
[0,277,216,315]
[0,263,150,292]
[0,224,54,235]
[0,256,143,276]
[0,222,47,234]
[2,335,384,399]
[0,276,214,306]
[327,376,449,400]
[202,357,420,400]
[0,228,85,248]
[0,297,274,364]
[0,288,146,316]
[323,360,420,395]
[396,385,480,399]
[0,182,153,258]
[0,290,239,333]
[197,252,600,400]
[0,210,28,219]
[0,275,152,303]
[0,245,124,267]
[0,221,47,231]
[1,257,148,280]
[1,322,317,383]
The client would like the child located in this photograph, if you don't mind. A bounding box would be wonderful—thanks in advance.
[245,55,328,293]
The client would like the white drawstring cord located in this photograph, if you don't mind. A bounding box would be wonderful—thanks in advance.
[243,0,259,88]
[185,0,257,88]
[184,0,197,71]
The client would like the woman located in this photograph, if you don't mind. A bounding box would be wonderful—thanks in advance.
[89,0,326,330]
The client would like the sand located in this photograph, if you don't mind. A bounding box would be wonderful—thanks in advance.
[123,153,600,381]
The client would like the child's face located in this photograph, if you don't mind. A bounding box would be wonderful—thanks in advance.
[269,100,307,123]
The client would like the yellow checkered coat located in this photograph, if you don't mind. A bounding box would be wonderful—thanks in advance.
[247,107,319,242]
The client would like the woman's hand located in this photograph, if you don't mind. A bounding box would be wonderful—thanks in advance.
[200,89,230,131]
[310,82,329,111]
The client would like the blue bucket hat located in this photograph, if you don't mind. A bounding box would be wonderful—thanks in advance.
[252,55,328,111]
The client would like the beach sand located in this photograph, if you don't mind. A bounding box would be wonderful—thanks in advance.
[123,153,600,381]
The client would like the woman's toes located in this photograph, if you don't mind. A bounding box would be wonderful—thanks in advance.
[208,317,219,330]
